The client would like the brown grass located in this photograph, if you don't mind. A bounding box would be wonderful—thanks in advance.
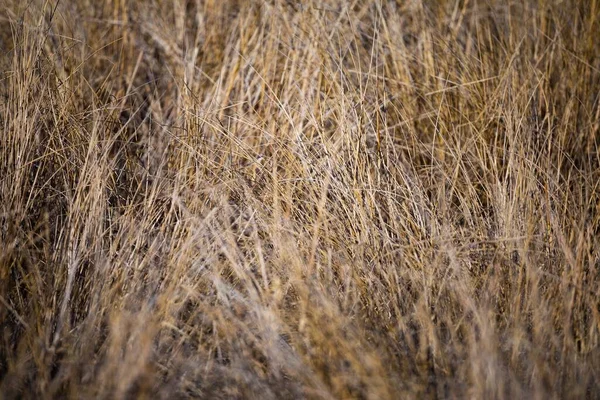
[1,0,599,398]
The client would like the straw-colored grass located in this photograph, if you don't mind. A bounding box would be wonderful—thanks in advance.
[1,0,599,398]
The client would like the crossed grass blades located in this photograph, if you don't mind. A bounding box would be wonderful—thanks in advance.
[1,0,599,398]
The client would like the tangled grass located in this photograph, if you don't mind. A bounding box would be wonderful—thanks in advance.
[1,0,599,398]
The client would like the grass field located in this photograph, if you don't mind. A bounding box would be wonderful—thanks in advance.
[1,0,599,398]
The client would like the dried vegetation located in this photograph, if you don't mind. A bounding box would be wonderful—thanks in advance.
[1,0,599,398]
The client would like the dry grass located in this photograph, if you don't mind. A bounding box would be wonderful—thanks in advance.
[1,0,599,398]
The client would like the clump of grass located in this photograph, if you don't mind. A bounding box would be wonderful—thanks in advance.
[1,0,599,398]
